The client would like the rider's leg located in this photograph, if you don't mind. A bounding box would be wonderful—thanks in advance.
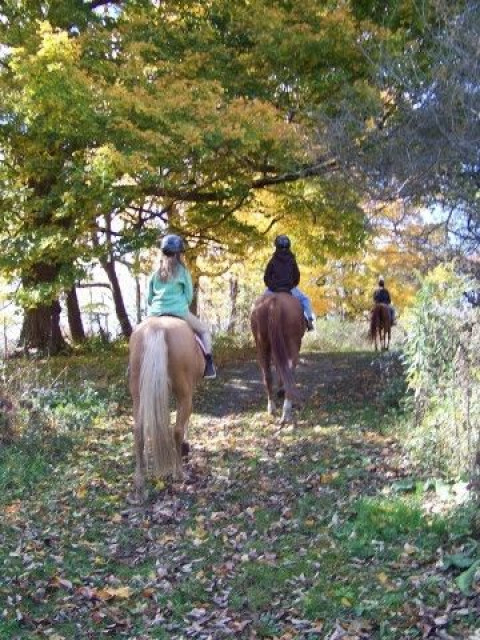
[184,312,216,379]
[291,287,315,331]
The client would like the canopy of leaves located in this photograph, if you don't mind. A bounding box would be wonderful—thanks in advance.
[321,0,480,256]
[1,0,418,307]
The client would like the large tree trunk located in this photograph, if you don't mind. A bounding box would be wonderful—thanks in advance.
[101,259,132,338]
[66,286,86,343]
[18,263,70,355]
[19,299,69,355]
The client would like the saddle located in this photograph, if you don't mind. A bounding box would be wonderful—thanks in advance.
[155,314,207,358]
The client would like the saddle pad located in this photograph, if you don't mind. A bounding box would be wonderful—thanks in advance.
[194,334,207,356]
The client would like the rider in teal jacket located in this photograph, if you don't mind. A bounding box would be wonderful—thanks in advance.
[146,263,193,319]
[146,234,216,379]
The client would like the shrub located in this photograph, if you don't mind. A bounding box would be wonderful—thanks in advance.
[402,264,480,479]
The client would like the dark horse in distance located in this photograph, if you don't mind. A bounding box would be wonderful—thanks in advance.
[128,316,205,502]
[251,292,305,423]
[369,303,391,351]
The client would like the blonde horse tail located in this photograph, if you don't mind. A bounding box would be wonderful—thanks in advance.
[139,328,178,477]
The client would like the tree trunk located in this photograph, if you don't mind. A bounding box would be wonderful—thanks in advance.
[135,274,142,325]
[101,259,132,338]
[19,299,69,355]
[227,275,239,334]
[66,286,86,343]
[18,262,70,355]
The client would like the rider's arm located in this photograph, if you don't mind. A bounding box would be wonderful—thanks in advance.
[291,258,300,288]
[264,259,274,288]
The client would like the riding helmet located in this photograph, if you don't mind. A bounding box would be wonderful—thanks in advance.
[275,235,291,250]
[378,276,385,285]
[160,234,185,255]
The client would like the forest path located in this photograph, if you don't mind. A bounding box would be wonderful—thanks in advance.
[1,348,476,640]
[194,349,388,421]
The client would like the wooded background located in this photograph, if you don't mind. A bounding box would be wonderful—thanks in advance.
[0,0,478,353]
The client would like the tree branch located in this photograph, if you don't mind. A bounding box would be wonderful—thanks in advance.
[86,0,122,10]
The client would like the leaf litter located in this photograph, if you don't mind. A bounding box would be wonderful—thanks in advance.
[1,352,479,638]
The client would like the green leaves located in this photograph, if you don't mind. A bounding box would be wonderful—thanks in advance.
[456,560,480,595]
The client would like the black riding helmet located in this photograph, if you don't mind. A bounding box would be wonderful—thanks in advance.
[160,234,185,256]
[275,234,291,250]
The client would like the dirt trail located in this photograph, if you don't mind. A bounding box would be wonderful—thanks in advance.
[194,350,389,419]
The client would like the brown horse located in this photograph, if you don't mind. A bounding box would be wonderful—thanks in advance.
[251,292,305,423]
[128,316,204,501]
[369,303,391,351]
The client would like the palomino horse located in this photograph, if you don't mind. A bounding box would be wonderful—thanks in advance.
[128,316,204,501]
[369,303,391,351]
[251,292,305,423]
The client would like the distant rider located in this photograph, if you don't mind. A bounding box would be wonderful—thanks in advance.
[373,276,396,325]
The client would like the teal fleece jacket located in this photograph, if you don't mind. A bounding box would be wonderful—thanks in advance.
[146,265,193,318]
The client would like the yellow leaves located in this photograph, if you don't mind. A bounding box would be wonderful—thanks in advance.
[96,586,133,601]
[84,144,126,184]
[186,524,209,547]
[36,21,80,64]
[376,571,390,585]
[75,485,88,499]
[320,471,339,484]
[376,571,397,591]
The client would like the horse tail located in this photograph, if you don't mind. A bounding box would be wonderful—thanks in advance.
[139,328,178,476]
[269,298,297,398]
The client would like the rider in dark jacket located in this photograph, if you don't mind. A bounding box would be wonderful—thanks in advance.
[373,276,395,324]
[264,245,300,292]
[264,235,314,330]
[373,278,391,304]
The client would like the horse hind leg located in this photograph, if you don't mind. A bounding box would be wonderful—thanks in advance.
[173,386,194,480]
[261,354,276,415]
[266,378,276,415]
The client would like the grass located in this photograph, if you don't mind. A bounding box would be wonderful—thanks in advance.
[0,347,478,639]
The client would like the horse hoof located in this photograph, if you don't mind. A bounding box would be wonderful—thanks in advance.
[181,442,190,459]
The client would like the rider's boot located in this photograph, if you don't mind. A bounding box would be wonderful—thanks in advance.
[204,354,217,379]
[304,315,315,332]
